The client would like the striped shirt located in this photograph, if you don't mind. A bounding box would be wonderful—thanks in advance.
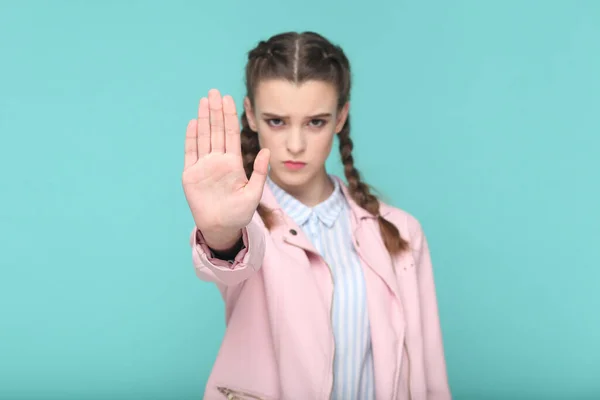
[267,176,375,400]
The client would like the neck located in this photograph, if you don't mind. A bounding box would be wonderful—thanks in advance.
[271,169,334,207]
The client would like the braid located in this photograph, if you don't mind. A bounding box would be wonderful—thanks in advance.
[240,111,260,179]
[241,111,276,229]
[338,118,409,255]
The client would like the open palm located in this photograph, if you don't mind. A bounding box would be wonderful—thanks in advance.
[182,89,270,233]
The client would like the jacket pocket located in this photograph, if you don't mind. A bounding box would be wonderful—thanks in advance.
[216,386,269,400]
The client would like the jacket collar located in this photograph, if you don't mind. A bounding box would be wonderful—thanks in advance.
[260,175,401,297]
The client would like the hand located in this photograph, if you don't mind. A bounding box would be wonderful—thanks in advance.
[182,89,270,242]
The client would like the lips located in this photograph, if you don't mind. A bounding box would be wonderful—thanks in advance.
[283,161,306,171]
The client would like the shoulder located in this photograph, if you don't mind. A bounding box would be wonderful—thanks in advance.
[378,200,426,246]
[333,175,427,245]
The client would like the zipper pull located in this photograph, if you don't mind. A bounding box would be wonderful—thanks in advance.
[217,387,240,400]
[216,386,266,400]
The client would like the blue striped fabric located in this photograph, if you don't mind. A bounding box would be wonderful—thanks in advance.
[267,175,375,400]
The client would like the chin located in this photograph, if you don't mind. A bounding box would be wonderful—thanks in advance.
[271,168,314,188]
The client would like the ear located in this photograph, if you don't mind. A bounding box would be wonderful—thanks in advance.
[244,97,258,132]
[335,102,350,134]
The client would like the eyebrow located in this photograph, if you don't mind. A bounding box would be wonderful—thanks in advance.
[261,112,333,119]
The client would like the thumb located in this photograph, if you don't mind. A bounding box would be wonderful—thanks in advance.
[246,148,270,198]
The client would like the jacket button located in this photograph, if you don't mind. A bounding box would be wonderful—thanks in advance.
[289,229,297,235]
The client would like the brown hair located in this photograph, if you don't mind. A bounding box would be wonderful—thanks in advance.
[241,31,409,256]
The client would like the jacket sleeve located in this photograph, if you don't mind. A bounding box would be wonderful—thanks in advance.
[190,218,266,288]
[410,218,452,399]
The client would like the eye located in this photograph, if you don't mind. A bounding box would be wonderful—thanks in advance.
[308,119,327,128]
[266,118,284,127]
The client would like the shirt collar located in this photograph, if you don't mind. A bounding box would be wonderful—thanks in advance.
[266,175,345,228]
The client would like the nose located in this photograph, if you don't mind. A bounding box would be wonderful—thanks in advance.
[285,127,306,156]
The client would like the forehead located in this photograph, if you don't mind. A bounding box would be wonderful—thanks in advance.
[253,79,338,115]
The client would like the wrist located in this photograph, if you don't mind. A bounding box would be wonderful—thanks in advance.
[200,227,243,253]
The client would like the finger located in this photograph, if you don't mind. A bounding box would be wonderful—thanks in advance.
[208,89,225,153]
[184,119,198,168]
[247,148,270,198]
[197,98,210,157]
[222,95,241,156]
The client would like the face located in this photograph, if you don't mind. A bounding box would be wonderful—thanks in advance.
[244,79,349,191]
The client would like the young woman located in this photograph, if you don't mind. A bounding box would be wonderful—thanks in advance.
[182,31,451,400]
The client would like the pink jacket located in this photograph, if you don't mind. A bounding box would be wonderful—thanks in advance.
[191,177,451,400]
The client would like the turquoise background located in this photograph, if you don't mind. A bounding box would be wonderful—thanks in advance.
[1,1,599,399]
